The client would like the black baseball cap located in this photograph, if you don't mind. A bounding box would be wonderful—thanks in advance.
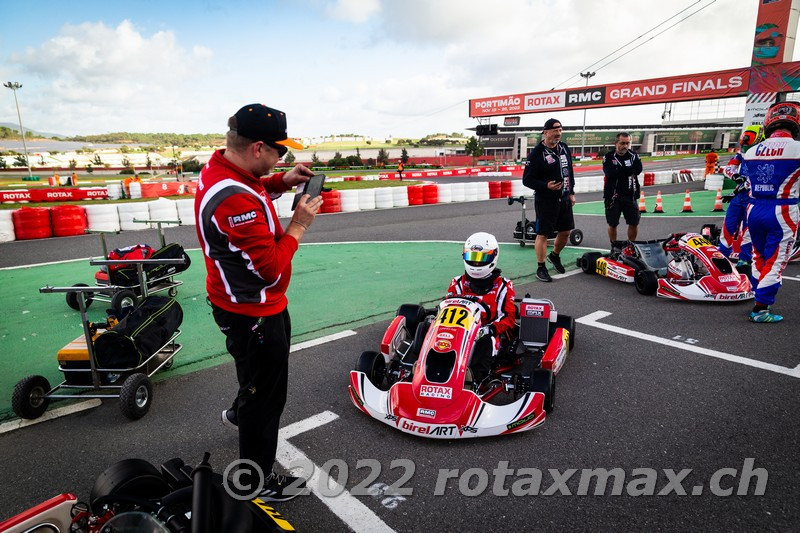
[232,104,303,150]
[543,118,562,130]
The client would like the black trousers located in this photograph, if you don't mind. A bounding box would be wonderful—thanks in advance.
[212,304,291,476]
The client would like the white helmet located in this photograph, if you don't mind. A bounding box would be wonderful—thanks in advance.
[463,232,499,279]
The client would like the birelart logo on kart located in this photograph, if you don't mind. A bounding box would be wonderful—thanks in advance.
[420,385,453,399]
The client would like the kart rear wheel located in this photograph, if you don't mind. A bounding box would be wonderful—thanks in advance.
[66,283,94,310]
[12,375,51,419]
[112,289,138,311]
[396,304,426,336]
[529,369,555,413]
[119,373,153,420]
[356,351,386,389]
[554,314,576,350]
[634,270,658,295]
[578,252,602,274]
[569,229,584,246]
[90,458,169,514]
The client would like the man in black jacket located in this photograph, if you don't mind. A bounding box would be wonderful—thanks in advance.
[602,132,642,248]
[522,118,576,282]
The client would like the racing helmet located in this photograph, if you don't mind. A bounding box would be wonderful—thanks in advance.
[463,232,499,279]
[763,101,800,139]
[739,125,764,151]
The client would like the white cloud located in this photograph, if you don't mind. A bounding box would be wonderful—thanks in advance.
[325,0,380,23]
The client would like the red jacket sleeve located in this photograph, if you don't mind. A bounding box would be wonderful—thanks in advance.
[491,279,517,336]
[260,172,291,195]
[211,192,298,284]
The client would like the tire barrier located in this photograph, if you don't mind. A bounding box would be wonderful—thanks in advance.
[117,202,150,231]
[148,198,180,227]
[13,207,52,240]
[437,183,453,203]
[643,172,655,186]
[0,209,15,242]
[392,186,409,207]
[450,182,466,202]
[84,204,120,232]
[51,205,87,237]
[358,188,376,210]
[340,189,360,212]
[274,194,294,218]
[175,198,195,226]
[488,181,502,199]
[375,188,394,209]
[407,185,424,206]
[106,181,123,200]
[422,184,439,204]
[500,181,513,198]
[476,181,491,201]
[704,174,724,191]
[129,181,142,199]
[320,190,341,213]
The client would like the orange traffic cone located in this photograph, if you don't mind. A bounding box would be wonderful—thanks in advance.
[638,190,647,213]
[654,190,664,213]
[682,189,693,213]
[712,188,724,212]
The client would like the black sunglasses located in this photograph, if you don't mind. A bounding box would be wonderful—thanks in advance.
[266,142,288,158]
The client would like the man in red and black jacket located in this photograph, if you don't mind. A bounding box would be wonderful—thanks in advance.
[194,103,321,502]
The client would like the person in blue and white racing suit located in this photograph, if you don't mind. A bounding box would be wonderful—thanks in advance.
[719,125,764,266]
[739,101,800,323]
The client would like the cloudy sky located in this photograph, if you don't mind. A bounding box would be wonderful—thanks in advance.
[0,0,786,138]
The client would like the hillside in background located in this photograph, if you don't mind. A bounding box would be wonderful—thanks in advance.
[0,123,65,139]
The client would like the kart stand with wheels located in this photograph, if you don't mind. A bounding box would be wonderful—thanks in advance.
[507,195,583,247]
[66,219,185,311]
[11,256,186,421]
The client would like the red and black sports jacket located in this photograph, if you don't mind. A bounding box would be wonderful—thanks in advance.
[194,150,296,317]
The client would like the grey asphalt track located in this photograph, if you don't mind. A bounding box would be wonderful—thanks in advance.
[1,175,797,532]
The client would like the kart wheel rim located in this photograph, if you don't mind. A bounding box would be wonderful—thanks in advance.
[29,386,45,408]
[135,385,149,408]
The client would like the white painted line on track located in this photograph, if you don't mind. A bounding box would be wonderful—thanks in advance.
[577,310,800,379]
[291,330,357,353]
[277,411,395,533]
[782,275,800,282]
[0,399,102,435]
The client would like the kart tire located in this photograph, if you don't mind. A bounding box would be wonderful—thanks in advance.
[569,229,584,246]
[356,350,386,389]
[579,252,602,274]
[11,375,51,420]
[66,283,94,310]
[529,369,555,414]
[410,320,430,359]
[396,304,426,336]
[634,270,658,296]
[90,458,169,514]
[119,373,153,420]
[112,289,138,311]
[554,314,576,351]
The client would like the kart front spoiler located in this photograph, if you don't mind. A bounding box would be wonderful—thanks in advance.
[656,276,754,302]
[348,371,546,439]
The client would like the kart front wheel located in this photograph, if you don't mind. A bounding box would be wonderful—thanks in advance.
[396,304,426,336]
[578,252,602,274]
[90,458,169,514]
[356,351,386,389]
[634,270,658,295]
[529,369,555,413]
[12,375,51,419]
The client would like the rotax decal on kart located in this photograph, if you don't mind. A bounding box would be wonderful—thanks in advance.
[436,305,474,329]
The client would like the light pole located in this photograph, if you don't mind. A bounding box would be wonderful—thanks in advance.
[579,71,595,158]
[3,81,33,178]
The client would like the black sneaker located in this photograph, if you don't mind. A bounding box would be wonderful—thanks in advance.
[547,252,565,274]
[221,409,238,429]
[536,266,552,282]
[258,472,308,502]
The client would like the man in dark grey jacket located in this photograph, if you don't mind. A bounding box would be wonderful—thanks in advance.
[602,132,642,248]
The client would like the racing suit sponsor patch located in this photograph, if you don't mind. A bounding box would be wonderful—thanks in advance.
[228,210,259,227]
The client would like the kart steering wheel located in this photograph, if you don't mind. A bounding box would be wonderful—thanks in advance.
[662,233,685,253]
[458,294,492,315]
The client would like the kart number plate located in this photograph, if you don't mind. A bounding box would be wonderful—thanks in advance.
[437,305,474,329]
[687,236,713,249]
[596,258,608,276]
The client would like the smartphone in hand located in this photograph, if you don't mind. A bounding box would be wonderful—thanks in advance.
[292,174,326,210]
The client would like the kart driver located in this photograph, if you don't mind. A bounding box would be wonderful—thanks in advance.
[739,101,800,323]
[719,125,764,267]
[447,232,517,383]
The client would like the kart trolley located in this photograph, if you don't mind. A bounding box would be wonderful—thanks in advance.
[508,195,583,247]
[66,218,187,311]
[11,256,185,421]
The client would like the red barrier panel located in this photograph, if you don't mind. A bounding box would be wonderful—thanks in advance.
[51,205,87,237]
[320,190,341,213]
[500,181,513,197]
[643,172,655,186]
[140,182,193,198]
[407,185,424,206]
[488,181,502,199]
[0,188,108,203]
[422,184,439,204]
[12,207,52,240]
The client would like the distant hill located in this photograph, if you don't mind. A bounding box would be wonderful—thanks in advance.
[0,122,65,139]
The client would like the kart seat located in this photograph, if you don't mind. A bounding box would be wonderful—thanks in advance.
[518,299,556,348]
[632,241,671,271]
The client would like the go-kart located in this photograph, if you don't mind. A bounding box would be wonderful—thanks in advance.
[0,453,296,533]
[348,295,574,439]
[577,232,753,301]
[701,223,800,264]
